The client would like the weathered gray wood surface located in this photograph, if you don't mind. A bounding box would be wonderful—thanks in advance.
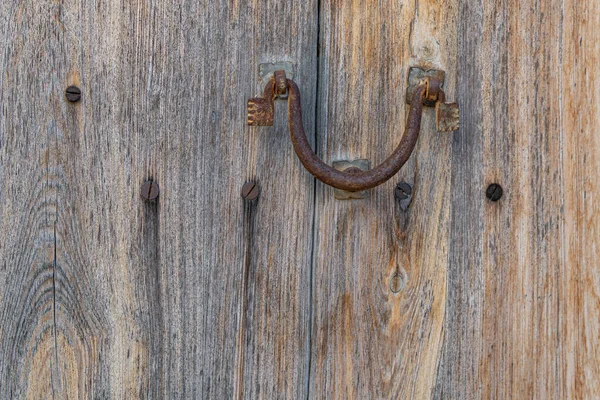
[0,0,599,399]
[435,0,600,398]
[0,1,61,397]
[0,1,317,398]
[309,0,456,398]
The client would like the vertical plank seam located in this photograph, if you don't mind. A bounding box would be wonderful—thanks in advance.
[50,103,58,398]
[557,0,566,397]
[235,199,256,400]
[46,94,57,398]
[51,39,62,396]
[305,0,322,398]
[52,223,58,400]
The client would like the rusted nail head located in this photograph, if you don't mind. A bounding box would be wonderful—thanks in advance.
[241,182,260,201]
[397,182,412,195]
[65,85,81,102]
[395,182,413,201]
[395,188,408,200]
[141,180,160,201]
[486,183,503,202]
[395,181,413,211]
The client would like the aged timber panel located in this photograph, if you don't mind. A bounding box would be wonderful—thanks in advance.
[1,0,599,398]
[0,1,64,397]
[561,0,600,397]
[310,0,457,398]
[435,0,600,399]
[311,0,600,398]
[1,1,317,399]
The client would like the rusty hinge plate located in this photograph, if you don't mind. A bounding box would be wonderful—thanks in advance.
[436,102,460,132]
[406,67,460,132]
[406,67,446,107]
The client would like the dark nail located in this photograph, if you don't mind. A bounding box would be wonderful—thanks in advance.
[396,182,412,197]
[241,182,260,201]
[395,181,413,211]
[141,180,160,201]
[486,183,503,202]
[65,85,81,102]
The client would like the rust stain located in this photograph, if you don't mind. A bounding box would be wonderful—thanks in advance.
[67,70,81,87]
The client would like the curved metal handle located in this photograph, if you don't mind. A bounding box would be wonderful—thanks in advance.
[248,70,456,192]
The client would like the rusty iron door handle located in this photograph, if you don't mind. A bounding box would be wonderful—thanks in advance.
[248,70,459,192]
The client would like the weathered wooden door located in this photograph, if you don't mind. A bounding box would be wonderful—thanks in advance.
[0,0,598,399]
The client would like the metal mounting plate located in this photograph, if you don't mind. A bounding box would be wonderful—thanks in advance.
[332,159,371,200]
[436,102,460,132]
[258,61,295,85]
[406,67,446,106]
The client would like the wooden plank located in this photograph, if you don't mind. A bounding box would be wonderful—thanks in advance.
[0,1,317,398]
[309,0,458,398]
[561,0,600,398]
[0,1,63,397]
[2,1,598,398]
[434,0,599,398]
[233,2,318,396]
[434,0,509,396]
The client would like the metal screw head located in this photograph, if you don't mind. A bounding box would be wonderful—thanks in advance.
[395,182,413,200]
[241,182,260,201]
[486,183,503,202]
[65,85,81,102]
[141,180,160,201]
[395,181,413,211]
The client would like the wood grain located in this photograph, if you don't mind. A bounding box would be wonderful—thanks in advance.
[1,1,317,398]
[0,1,63,397]
[561,0,600,397]
[434,0,600,399]
[309,0,457,398]
[1,0,599,398]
